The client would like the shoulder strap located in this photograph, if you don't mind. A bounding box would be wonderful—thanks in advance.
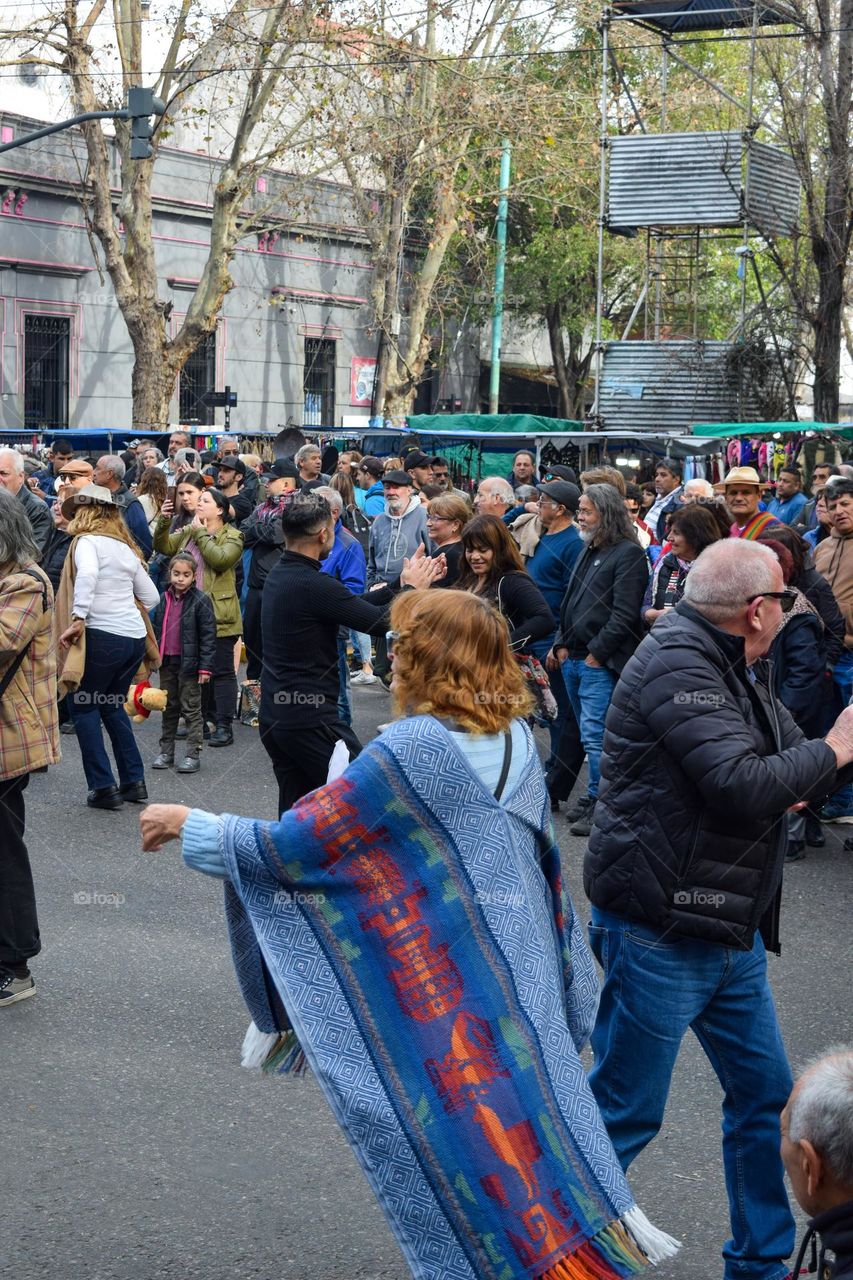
[493,731,513,801]
[0,570,48,701]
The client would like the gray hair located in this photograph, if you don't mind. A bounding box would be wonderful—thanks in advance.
[0,488,39,565]
[789,1047,853,1186]
[0,447,25,476]
[683,539,779,623]
[683,478,715,499]
[97,454,126,482]
[142,446,164,462]
[515,484,539,502]
[295,443,321,466]
[479,476,515,505]
[313,484,343,516]
[583,483,637,547]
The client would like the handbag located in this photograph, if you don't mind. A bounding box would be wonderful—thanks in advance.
[495,576,558,721]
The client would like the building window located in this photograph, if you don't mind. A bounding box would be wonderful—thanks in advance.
[303,338,336,427]
[24,314,70,429]
[180,331,216,425]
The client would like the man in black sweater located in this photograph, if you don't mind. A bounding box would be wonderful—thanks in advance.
[260,493,438,814]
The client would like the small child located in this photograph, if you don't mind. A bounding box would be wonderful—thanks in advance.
[150,552,217,773]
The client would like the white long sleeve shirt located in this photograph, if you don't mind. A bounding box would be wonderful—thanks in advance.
[72,535,160,638]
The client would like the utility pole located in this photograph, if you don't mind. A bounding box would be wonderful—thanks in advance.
[488,139,511,415]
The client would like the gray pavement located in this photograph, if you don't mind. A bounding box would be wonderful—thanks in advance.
[4,683,852,1280]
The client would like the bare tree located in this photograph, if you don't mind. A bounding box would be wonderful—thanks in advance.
[0,0,328,428]
[759,0,853,421]
[314,0,564,421]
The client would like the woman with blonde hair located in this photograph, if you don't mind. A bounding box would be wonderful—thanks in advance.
[424,492,470,586]
[56,485,160,809]
[141,585,677,1280]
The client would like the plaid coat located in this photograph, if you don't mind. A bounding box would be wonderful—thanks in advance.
[0,561,60,780]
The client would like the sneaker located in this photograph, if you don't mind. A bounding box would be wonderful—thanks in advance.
[0,972,36,1006]
[785,841,806,863]
[566,794,593,824]
[350,671,377,685]
[818,797,853,823]
[152,752,175,769]
[60,721,77,735]
[570,801,596,838]
[209,724,234,747]
[176,755,200,773]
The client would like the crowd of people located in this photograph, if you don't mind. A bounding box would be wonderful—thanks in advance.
[3,435,853,1280]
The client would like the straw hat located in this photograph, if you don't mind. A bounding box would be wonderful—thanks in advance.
[715,466,762,492]
[60,483,116,520]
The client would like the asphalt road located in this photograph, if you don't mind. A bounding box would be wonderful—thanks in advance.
[4,683,852,1280]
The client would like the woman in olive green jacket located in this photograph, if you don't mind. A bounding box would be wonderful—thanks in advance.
[153,488,243,746]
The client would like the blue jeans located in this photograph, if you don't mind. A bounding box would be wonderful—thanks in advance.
[561,658,616,799]
[69,629,146,791]
[337,633,352,726]
[588,908,794,1280]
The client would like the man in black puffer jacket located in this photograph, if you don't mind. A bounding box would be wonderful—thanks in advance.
[584,539,853,1280]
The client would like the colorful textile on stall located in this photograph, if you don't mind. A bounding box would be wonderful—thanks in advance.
[731,511,781,540]
[220,716,678,1280]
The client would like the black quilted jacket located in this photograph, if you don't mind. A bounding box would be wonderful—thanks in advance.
[585,601,840,952]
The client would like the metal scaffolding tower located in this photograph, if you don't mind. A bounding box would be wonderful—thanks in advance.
[592,0,802,431]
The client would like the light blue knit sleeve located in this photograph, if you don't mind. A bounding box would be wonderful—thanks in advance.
[181,809,228,878]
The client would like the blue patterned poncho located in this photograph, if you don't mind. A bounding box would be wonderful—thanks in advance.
[218,716,678,1280]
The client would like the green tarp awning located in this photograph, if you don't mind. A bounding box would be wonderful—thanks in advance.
[407,414,583,436]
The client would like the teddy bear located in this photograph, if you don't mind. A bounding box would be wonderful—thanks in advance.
[125,681,168,723]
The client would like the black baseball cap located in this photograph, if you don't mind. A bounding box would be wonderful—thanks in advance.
[536,481,581,512]
[382,470,414,486]
[217,457,246,477]
[358,456,384,479]
[539,463,578,484]
[266,459,299,480]
[403,450,432,471]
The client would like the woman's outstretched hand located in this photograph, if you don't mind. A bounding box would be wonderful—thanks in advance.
[140,803,192,851]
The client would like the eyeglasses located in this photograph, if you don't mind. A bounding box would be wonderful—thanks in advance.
[426,514,450,522]
[747,590,797,613]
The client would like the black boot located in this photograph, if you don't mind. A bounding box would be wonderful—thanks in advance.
[119,780,149,803]
[87,786,123,811]
[209,722,234,747]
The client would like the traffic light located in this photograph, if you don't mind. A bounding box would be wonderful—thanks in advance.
[127,86,165,161]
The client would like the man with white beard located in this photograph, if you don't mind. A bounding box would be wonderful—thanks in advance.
[366,469,431,684]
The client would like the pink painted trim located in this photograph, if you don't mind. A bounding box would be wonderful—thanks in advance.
[8,210,372,271]
[0,256,92,274]
[0,296,7,395]
[167,277,201,288]
[13,299,81,406]
[1,126,12,143]
[272,285,367,306]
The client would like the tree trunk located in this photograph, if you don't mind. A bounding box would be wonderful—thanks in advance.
[545,300,572,419]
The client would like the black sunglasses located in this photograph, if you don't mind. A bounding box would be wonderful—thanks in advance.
[747,590,797,613]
